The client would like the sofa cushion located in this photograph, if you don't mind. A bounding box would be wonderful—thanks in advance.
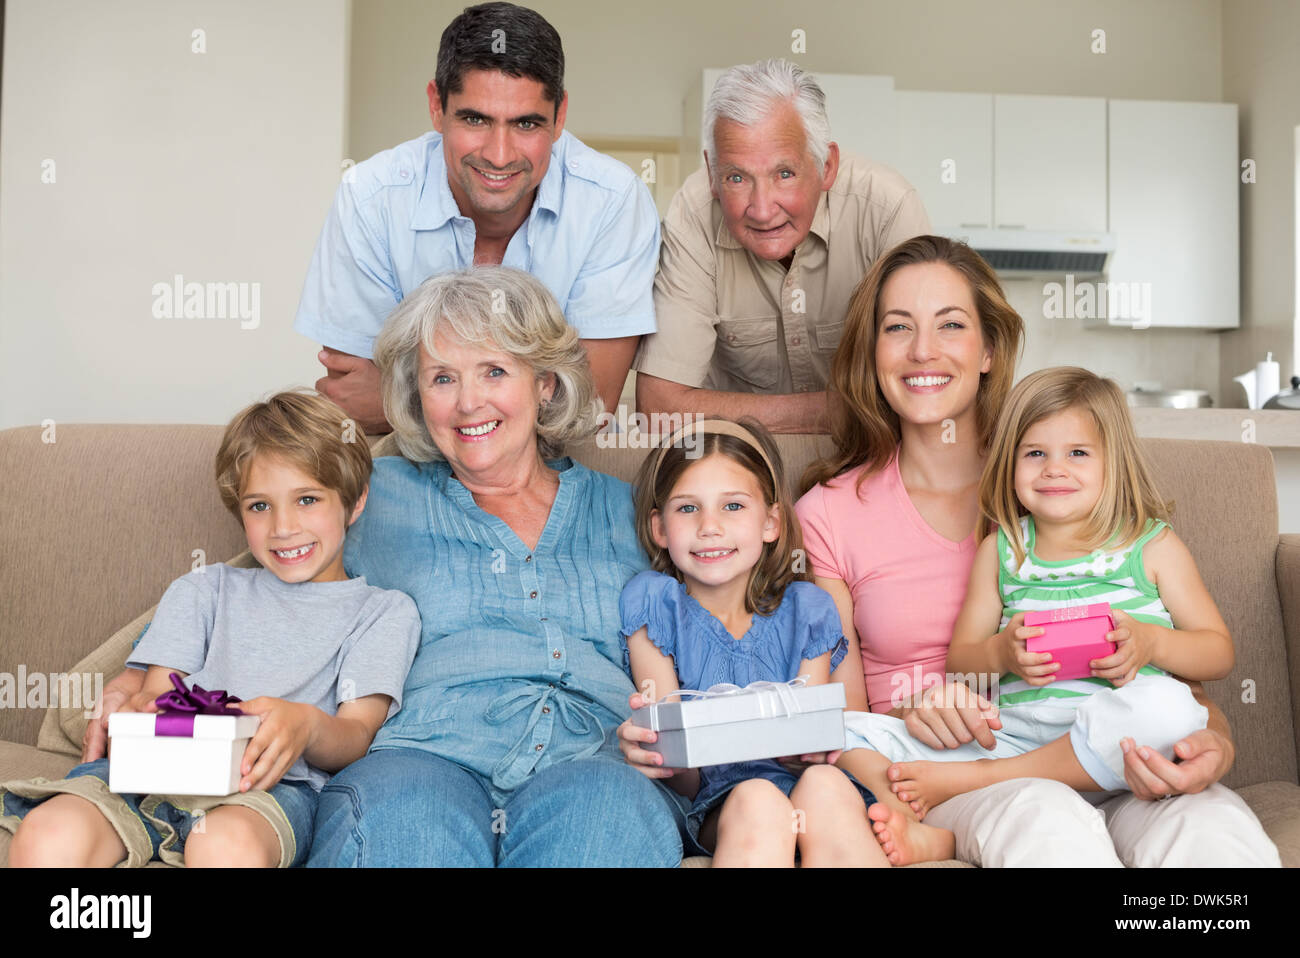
[1277,534,1300,776]
[0,425,248,746]
[1139,440,1296,789]
[1237,780,1300,867]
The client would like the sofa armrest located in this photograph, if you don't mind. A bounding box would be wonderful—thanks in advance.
[1278,534,1300,779]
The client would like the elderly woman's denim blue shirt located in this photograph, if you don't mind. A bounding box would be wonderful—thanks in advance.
[343,455,648,792]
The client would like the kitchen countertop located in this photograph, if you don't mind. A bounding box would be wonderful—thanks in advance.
[1131,408,1300,448]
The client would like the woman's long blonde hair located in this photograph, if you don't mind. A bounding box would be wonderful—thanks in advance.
[800,235,1024,496]
[981,366,1171,566]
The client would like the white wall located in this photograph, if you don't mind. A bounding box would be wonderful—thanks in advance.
[0,0,350,428]
[1219,0,1300,403]
[348,0,1223,160]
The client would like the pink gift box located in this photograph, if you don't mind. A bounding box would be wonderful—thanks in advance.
[1023,603,1117,681]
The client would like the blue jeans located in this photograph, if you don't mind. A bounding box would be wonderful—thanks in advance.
[307,748,688,867]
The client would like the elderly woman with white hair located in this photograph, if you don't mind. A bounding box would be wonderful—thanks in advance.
[306,265,687,866]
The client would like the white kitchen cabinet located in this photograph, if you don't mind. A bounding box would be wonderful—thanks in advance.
[993,94,1108,232]
[1097,99,1239,329]
[893,91,993,233]
[680,70,895,180]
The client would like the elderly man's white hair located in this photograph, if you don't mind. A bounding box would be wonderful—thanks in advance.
[703,58,832,180]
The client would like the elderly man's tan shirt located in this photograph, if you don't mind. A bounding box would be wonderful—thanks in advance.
[634,151,930,394]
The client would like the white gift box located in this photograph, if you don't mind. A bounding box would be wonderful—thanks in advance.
[108,711,261,796]
[630,680,846,768]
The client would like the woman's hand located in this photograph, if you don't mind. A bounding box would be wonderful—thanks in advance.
[81,669,147,762]
[898,681,1003,751]
[1120,729,1230,799]
[1092,611,1161,687]
[999,612,1058,686]
[236,697,321,792]
[617,692,681,780]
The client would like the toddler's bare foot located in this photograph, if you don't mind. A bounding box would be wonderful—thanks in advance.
[867,802,955,866]
[888,759,993,816]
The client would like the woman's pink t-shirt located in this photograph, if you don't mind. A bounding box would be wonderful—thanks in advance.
[795,450,979,713]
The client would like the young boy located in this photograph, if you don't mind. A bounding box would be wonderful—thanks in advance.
[1,391,421,867]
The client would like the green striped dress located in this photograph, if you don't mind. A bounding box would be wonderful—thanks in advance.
[995,515,1171,708]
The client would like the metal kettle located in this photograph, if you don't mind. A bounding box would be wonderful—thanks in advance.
[1263,376,1300,410]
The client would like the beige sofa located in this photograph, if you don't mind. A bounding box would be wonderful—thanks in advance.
[1,425,1297,866]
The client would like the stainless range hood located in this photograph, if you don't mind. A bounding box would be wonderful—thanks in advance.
[953,229,1116,277]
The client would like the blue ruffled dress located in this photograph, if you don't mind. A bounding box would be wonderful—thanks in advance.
[619,570,871,849]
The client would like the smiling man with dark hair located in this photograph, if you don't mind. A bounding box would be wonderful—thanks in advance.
[296,2,659,433]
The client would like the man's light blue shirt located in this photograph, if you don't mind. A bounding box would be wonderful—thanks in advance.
[294,130,660,358]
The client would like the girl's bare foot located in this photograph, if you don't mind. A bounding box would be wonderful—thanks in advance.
[867,802,956,866]
[888,758,994,815]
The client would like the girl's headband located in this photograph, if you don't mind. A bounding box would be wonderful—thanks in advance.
[652,418,778,490]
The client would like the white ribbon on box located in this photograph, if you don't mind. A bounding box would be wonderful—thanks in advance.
[641,675,809,731]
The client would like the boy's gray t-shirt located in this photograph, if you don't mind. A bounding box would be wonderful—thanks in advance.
[127,563,421,790]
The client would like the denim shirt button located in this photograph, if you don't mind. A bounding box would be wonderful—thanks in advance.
[525,555,533,562]
[535,743,544,751]
[551,650,561,659]
[530,591,538,599]
[542,706,551,714]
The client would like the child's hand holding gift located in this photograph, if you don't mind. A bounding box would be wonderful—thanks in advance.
[998,612,1059,686]
[1091,611,1161,687]
[235,697,321,792]
[618,691,681,780]
[123,689,164,714]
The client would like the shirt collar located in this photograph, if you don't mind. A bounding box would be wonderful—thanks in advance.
[533,135,564,217]
[410,132,564,231]
[411,135,461,231]
[713,188,832,253]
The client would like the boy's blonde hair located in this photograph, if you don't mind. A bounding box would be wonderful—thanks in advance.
[214,390,372,521]
[980,366,1170,567]
[632,418,807,616]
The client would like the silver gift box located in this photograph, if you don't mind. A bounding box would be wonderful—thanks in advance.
[630,682,846,768]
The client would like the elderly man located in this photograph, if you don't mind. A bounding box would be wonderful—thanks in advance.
[295,2,659,432]
[634,59,930,433]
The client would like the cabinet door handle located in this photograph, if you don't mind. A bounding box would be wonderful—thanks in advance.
[959,223,989,229]
[996,223,1026,229]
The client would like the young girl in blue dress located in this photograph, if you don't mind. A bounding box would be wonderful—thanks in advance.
[619,418,888,866]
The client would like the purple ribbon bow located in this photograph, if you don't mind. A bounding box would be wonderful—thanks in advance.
[153,672,244,737]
